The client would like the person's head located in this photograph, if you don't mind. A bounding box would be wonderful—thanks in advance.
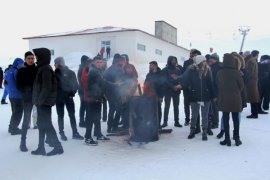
[231,52,245,70]
[243,51,251,58]
[113,53,125,66]
[54,57,65,69]
[33,48,51,66]
[260,55,270,62]
[193,55,207,67]
[251,50,260,59]
[100,58,107,70]
[81,55,89,65]
[93,56,103,69]
[191,49,201,58]
[167,56,178,67]
[24,51,35,66]
[208,53,219,65]
[149,61,158,72]
[121,54,129,64]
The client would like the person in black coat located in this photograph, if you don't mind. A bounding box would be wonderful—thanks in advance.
[77,55,89,127]
[258,55,270,112]
[84,56,110,145]
[207,53,222,129]
[54,57,84,141]
[31,48,63,156]
[143,61,165,128]
[104,54,126,133]
[161,56,183,128]
[182,49,202,127]
[16,51,37,152]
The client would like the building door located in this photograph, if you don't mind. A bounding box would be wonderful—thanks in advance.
[101,40,111,59]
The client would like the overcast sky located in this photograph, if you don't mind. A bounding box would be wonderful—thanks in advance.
[0,0,269,64]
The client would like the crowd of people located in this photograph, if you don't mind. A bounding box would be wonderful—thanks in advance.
[1,47,270,156]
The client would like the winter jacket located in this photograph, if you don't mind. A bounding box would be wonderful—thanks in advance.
[32,48,57,106]
[4,58,24,99]
[216,54,244,112]
[143,67,165,97]
[87,64,106,102]
[122,63,138,97]
[245,57,260,103]
[55,66,78,103]
[258,59,270,93]
[16,62,37,102]
[180,65,215,102]
[162,57,183,95]
[77,55,88,97]
[210,62,222,92]
[183,58,194,73]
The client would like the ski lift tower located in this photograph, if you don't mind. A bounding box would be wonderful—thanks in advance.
[239,26,250,52]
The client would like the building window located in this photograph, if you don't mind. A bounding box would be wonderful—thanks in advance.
[155,49,162,56]
[137,43,146,51]
[101,41,111,46]
[50,49,54,56]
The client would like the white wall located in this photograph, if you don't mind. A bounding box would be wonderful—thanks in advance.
[134,31,189,67]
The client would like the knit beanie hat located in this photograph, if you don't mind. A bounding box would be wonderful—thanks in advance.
[193,55,206,65]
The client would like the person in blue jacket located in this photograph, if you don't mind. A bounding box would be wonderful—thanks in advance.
[5,58,24,135]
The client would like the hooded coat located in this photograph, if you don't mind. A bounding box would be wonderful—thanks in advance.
[216,54,244,112]
[245,56,260,103]
[4,58,24,99]
[32,48,57,106]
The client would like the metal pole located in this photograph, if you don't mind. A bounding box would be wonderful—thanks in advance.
[240,32,246,52]
[239,26,250,52]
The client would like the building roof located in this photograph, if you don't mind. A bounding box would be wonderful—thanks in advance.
[23,26,189,51]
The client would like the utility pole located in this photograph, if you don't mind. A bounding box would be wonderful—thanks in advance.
[239,26,250,52]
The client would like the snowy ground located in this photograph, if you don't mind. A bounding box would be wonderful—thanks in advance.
[0,60,269,180]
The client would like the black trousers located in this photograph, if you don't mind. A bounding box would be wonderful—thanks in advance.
[251,103,258,116]
[37,105,61,148]
[102,98,107,121]
[107,101,121,131]
[223,112,240,140]
[79,96,86,123]
[9,98,23,131]
[210,100,219,126]
[164,93,180,123]
[120,101,130,128]
[183,90,190,121]
[21,101,33,141]
[56,97,78,134]
[85,101,102,139]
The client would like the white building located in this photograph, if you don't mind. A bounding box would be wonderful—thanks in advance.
[23,21,190,80]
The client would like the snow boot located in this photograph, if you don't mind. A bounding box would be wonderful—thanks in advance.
[47,145,64,156]
[20,140,28,152]
[31,147,46,155]
[161,122,168,128]
[59,131,67,141]
[188,129,196,139]
[216,130,224,139]
[202,130,208,141]
[72,132,84,140]
[174,121,182,128]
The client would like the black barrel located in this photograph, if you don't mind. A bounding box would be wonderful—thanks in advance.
[129,96,159,142]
